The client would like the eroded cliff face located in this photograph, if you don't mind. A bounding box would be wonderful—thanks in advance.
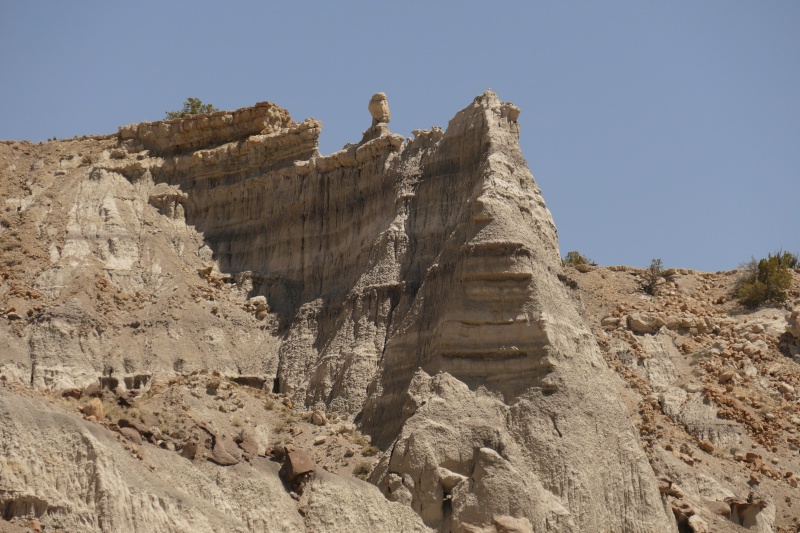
[0,93,674,532]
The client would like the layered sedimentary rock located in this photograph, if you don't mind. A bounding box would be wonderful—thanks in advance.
[0,92,675,531]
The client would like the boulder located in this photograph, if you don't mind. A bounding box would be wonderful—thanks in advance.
[628,313,664,333]
[84,382,102,397]
[119,427,142,445]
[707,501,731,518]
[280,449,315,483]
[179,440,197,460]
[698,440,715,453]
[312,410,327,426]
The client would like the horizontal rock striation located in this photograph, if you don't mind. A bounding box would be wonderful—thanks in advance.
[119,101,294,155]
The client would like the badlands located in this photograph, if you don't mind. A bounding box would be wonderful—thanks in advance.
[1,91,799,533]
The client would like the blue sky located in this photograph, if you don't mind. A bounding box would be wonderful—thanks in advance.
[1,1,798,272]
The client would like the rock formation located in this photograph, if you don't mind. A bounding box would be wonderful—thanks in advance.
[7,91,797,532]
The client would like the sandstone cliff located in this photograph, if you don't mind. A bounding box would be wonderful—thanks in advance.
[6,92,778,532]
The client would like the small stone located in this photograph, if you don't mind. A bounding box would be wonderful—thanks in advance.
[314,435,327,445]
[344,448,355,457]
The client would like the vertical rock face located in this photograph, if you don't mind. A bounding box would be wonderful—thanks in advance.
[0,91,673,531]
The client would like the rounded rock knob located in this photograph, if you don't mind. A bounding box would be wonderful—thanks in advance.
[368,92,391,124]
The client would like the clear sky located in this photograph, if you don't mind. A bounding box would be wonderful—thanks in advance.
[1,1,797,272]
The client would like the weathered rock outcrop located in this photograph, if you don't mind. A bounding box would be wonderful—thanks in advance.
[0,389,430,533]
[0,92,674,531]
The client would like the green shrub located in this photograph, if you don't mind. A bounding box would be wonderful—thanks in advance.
[737,251,796,306]
[644,258,665,294]
[562,251,591,268]
[165,98,219,120]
